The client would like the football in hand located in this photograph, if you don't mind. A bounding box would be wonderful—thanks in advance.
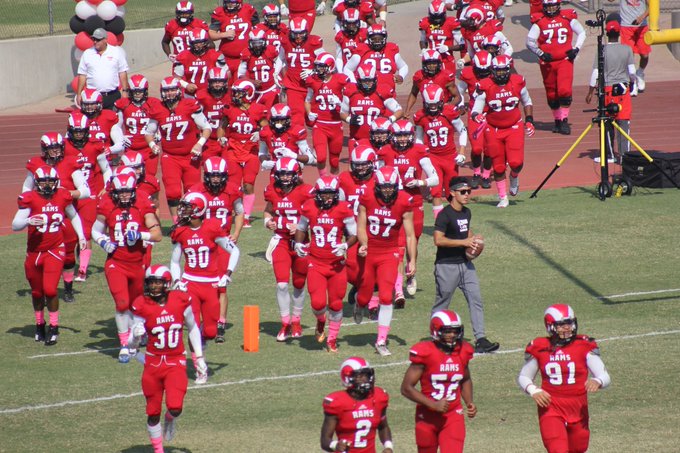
[465,235,485,260]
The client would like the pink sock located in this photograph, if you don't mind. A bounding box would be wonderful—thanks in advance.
[48,311,59,326]
[243,194,255,218]
[118,331,129,347]
[561,107,570,120]
[473,166,481,176]
[172,215,178,224]
[62,270,74,283]
[78,249,92,273]
[147,423,163,453]
[482,168,492,179]
[377,325,390,343]
[552,108,560,120]
[368,295,379,310]
[35,310,45,324]
[433,205,443,220]
[218,317,226,324]
[328,320,341,341]
[281,315,291,325]
[394,273,403,295]
[292,315,301,324]
[497,179,507,199]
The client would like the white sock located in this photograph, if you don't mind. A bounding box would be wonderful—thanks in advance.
[115,311,130,335]
[276,283,291,318]
[292,287,305,318]
[378,304,393,327]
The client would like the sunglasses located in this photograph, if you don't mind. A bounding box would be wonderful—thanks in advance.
[456,189,472,195]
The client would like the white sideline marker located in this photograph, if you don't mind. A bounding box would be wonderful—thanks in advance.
[4,328,680,416]
[597,288,680,300]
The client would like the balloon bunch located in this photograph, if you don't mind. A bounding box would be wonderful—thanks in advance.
[71,0,128,53]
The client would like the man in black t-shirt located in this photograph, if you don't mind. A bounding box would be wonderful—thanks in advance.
[432,176,499,354]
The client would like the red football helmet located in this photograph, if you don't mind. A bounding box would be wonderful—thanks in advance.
[270,103,292,134]
[340,357,375,397]
[422,84,445,117]
[430,310,464,351]
[274,157,301,190]
[342,8,361,37]
[67,112,90,147]
[369,117,392,149]
[189,29,209,56]
[144,264,172,301]
[178,192,208,223]
[40,132,65,165]
[80,88,103,118]
[203,156,229,193]
[428,0,447,26]
[110,172,137,208]
[461,6,485,29]
[491,55,513,85]
[160,77,182,106]
[208,67,230,97]
[176,1,194,26]
[356,62,377,94]
[543,0,561,17]
[314,175,340,210]
[472,50,493,79]
[231,79,255,106]
[33,166,60,197]
[128,74,149,105]
[367,24,387,51]
[314,52,336,78]
[544,304,578,346]
[248,28,268,56]
[374,165,400,204]
[421,49,443,77]
[223,0,242,14]
[390,119,415,152]
[482,35,503,56]
[289,17,309,45]
[262,3,281,29]
[350,144,377,180]
[121,150,145,183]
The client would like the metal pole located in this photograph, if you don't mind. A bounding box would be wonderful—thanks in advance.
[48,0,54,35]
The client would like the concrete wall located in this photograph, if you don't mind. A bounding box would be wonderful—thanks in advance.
[0,28,166,111]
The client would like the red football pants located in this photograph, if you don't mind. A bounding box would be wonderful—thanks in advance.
[356,249,399,306]
[272,240,309,289]
[75,197,97,241]
[222,147,260,186]
[289,10,316,31]
[415,405,466,453]
[62,219,77,267]
[307,258,347,312]
[285,88,308,129]
[131,144,160,177]
[345,242,360,287]
[185,280,220,339]
[312,121,344,168]
[540,59,574,104]
[538,395,590,453]
[484,121,525,174]
[468,116,486,157]
[24,247,65,299]
[255,88,281,111]
[104,258,145,312]
[160,153,201,201]
[142,355,188,417]
[429,153,458,199]
[202,139,225,161]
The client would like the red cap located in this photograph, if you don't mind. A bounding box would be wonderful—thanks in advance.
[606,20,620,33]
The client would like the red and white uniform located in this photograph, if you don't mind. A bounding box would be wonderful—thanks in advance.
[305,73,348,168]
[342,84,397,141]
[264,183,314,288]
[87,109,120,144]
[260,124,307,158]
[461,19,505,57]
[174,48,225,93]
[322,387,390,453]
[332,0,376,24]
[300,200,355,313]
[64,139,106,240]
[356,43,401,89]
[221,103,268,185]
[458,66,487,157]
[195,88,230,160]
[281,34,324,125]
[131,291,193,416]
[289,0,318,31]
[210,4,259,75]
[338,172,373,286]
[114,98,158,175]
[408,340,475,453]
[412,68,457,103]
[164,18,210,54]
[334,28,368,70]
[419,16,462,71]
[238,45,281,109]
[254,22,288,53]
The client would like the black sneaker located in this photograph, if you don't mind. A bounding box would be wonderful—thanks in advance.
[63,282,75,303]
[394,293,406,309]
[474,337,499,354]
[45,325,59,346]
[470,174,481,189]
[368,307,379,321]
[481,177,492,189]
[215,322,226,344]
[347,286,357,305]
[35,323,46,342]
[559,119,571,135]
[552,119,560,133]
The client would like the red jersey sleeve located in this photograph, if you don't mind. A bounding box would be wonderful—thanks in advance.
[408,341,431,366]
[322,391,346,416]
[510,74,527,92]
[530,12,544,24]
[17,191,33,209]
[291,126,307,141]
[412,70,424,86]
[418,17,429,31]
[562,9,578,21]
[309,35,324,50]
[413,109,425,125]
[442,104,461,121]
[377,84,396,101]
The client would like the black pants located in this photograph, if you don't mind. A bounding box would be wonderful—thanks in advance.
[101,90,121,110]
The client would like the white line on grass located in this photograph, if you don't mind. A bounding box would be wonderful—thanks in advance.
[4,328,680,416]
[597,288,680,300]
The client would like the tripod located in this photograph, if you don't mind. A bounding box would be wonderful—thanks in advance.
[530,10,680,200]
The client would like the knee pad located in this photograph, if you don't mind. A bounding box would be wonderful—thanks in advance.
[276,282,289,292]
[559,96,572,107]
[547,99,560,110]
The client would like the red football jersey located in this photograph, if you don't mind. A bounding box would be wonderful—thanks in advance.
[174,49,224,92]
[359,190,412,250]
[477,74,526,128]
[260,125,307,156]
[131,290,193,357]
[305,73,349,122]
[469,0,503,22]
[333,0,376,22]
[96,194,155,262]
[223,103,268,143]
[195,89,230,140]
[301,199,354,261]
[263,183,314,239]
[322,387,389,453]
[64,139,106,194]
[187,182,242,232]
[253,22,289,53]
[17,188,74,252]
[290,0,316,12]
[459,66,486,110]
[408,340,475,412]
[335,29,368,67]
[531,10,578,60]
[87,109,119,144]
[26,155,82,192]
[164,18,210,54]
[138,176,161,199]
[414,105,460,156]
[281,35,324,91]
[358,43,400,81]
[378,143,429,201]
[344,84,394,140]
[211,5,258,59]
[419,17,461,53]
[146,97,202,156]
[412,69,457,103]
[170,218,225,280]
[525,335,599,398]
[338,170,374,217]
[461,19,503,55]
[240,45,280,91]
[114,98,155,150]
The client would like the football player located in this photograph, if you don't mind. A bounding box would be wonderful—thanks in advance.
[331,0,376,30]
[518,304,611,453]
[209,0,260,79]
[281,0,327,32]
[173,29,227,95]
[144,77,212,220]
[263,158,314,341]
[356,166,416,356]
[459,5,512,66]
[92,172,162,363]
[471,55,533,207]
[259,104,316,170]
[24,133,91,303]
[195,67,232,161]
[12,166,86,346]
[128,265,207,453]
[419,0,465,73]
[294,176,357,352]
[170,192,239,360]
[526,0,585,135]
[404,49,461,118]
[237,28,284,110]
[162,1,211,62]
[254,4,288,53]
[401,310,477,453]
[79,88,128,153]
[334,8,368,72]
[321,357,393,452]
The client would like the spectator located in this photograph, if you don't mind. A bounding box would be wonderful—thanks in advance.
[76,28,130,110]
[613,0,650,93]
[432,176,499,354]
[585,21,636,163]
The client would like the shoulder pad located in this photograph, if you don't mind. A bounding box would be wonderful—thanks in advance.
[562,9,577,20]
[530,12,544,24]
[418,17,429,30]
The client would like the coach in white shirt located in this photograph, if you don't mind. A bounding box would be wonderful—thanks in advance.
[76,28,130,110]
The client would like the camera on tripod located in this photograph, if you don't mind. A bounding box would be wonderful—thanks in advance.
[585,18,604,28]
[585,9,607,29]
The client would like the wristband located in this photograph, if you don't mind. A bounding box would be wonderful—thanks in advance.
[179,79,189,89]
[379,11,387,21]
[329,440,338,451]
[140,231,151,241]
[197,136,207,146]
[383,440,394,450]
[98,238,107,247]
[525,115,534,124]
[149,141,158,150]
[526,384,541,396]
[264,217,271,228]
[389,114,397,123]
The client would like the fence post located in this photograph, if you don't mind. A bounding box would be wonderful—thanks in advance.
[48,0,54,35]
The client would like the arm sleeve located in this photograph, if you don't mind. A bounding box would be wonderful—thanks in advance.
[305,87,314,103]
[274,55,284,76]
[384,98,402,113]
[192,111,212,132]
[65,204,86,241]
[11,208,30,231]
[343,55,361,82]
[419,30,428,46]
[395,53,409,79]
[455,78,468,99]
[452,117,468,147]
[472,92,486,115]
[144,119,158,136]
[215,236,240,272]
[415,125,424,144]
[22,171,34,193]
[259,141,270,158]
[109,117,126,153]
[498,32,513,57]
[335,46,345,72]
[419,157,440,187]
[184,306,204,358]
[170,242,183,282]
[526,24,542,55]
[237,61,248,78]
[520,86,532,106]
[340,95,350,114]
[343,216,357,236]
[91,218,108,244]
[572,19,586,49]
[517,357,540,394]
[71,170,91,199]
[97,152,112,182]
[587,351,611,388]
[296,215,309,231]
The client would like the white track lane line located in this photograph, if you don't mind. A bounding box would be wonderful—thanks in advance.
[597,288,680,300]
[4,328,680,416]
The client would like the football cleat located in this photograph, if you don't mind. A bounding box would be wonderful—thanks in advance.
[129,347,138,357]
[509,175,519,196]
[44,325,59,346]
[552,119,560,134]
[368,307,379,321]
[497,196,509,208]
[118,346,130,363]
[474,337,500,354]
[74,270,87,282]
[559,119,571,135]
[139,333,148,347]
[63,282,75,303]
[35,323,46,342]
[394,292,406,309]
[291,322,303,338]
[215,322,226,343]
[374,341,391,357]
[315,319,326,343]
[195,368,208,385]
[243,218,252,228]
[636,69,645,92]
[406,276,417,296]
[163,414,177,442]
[481,177,492,189]
[347,286,357,305]
[353,303,364,325]
[326,338,339,353]
[470,174,481,190]
[276,324,291,342]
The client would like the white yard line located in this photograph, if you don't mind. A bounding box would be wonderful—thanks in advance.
[597,288,680,300]
[4,328,680,416]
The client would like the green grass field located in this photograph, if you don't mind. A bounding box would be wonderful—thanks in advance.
[1,186,680,452]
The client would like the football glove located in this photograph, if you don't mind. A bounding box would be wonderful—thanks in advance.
[348,114,361,126]
[566,48,579,61]
[525,120,535,137]
[294,242,309,257]
[436,44,450,54]
[132,323,146,339]
[172,280,187,292]
[316,1,326,15]
[455,154,467,165]
[279,4,289,16]
[456,58,466,70]
[218,274,232,287]
[98,239,117,254]
[331,243,348,256]
[300,69,315,80]
[307,112,318,122]
[274,147,298,159]
[405,179,424,188]
[27,215,46,226]
[261,160,276,171]
[126,229,141,245]
[249,131,260,143]
[472,112,486,124]
[196,357,208,375]
[539,52,553,62]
